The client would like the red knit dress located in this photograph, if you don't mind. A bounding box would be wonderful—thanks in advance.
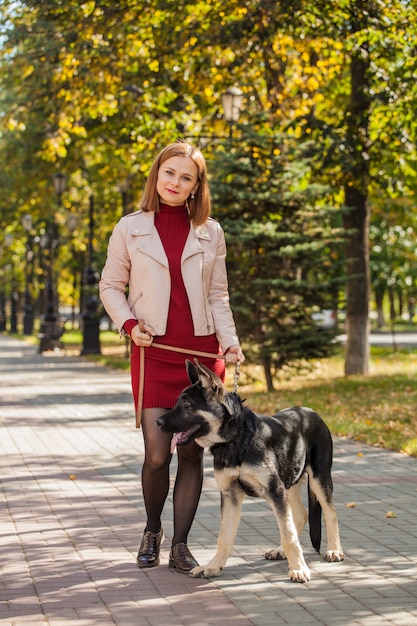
[130,203,225,410]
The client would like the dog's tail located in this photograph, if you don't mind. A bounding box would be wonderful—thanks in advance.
[308,480,322,553]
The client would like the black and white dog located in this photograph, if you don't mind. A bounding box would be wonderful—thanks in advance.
[157,360,344,582]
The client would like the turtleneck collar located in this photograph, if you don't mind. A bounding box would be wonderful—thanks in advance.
[158,202,188,214]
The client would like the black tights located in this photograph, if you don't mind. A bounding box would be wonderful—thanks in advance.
[141,408,204,546]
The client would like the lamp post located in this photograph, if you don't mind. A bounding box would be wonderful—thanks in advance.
[0,254,5,332]
[81,194,101,355]
[221,86,244,137]
[52,173,66,202]
[67,212,79,329]
[0,234,13,332]
[10,280,18,333]
[118,177,134,216]
[45,171,66,323]
[4,234,19,334]
[22,213,35,335]
[2,234,15,332]
[45,172,66,323]
[38,173,66,351]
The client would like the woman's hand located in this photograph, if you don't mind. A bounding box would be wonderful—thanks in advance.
[225,345,245,364]
[131,323,154,347]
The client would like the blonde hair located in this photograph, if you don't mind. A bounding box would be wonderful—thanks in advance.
[138,140,211,226]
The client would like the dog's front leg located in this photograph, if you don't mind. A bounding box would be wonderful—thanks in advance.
[190,487,244,579]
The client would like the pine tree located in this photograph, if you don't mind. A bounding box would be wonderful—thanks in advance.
[209,118,345,390]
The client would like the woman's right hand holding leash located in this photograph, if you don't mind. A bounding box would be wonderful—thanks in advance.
[131,322,154,347]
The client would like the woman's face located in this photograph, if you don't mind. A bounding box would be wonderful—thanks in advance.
[156,156,199,206]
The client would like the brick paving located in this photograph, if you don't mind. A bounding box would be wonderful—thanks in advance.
[1,334,417,626]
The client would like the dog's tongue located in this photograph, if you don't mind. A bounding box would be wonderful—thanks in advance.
[170,425,200,453]
[170,431,192,453]
[170,433,181,454]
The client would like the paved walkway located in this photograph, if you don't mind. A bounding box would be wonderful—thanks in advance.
[1,335,417,626]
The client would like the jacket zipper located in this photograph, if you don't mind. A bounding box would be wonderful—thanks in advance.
[130,291,143,309]
[119,291,144,337]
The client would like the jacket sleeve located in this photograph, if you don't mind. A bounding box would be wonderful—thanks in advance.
[99,219,136,332]
[207,223,240,352]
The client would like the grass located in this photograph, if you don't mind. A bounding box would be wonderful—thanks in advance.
[27,327,417,458]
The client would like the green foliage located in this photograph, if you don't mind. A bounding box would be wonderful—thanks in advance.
[208,118,345,387]
[1,0,417,379]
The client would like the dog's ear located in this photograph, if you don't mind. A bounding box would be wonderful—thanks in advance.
[193,359,225,401]
[186,359,200,384]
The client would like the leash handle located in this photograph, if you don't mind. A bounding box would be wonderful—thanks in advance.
[233,361,241,393]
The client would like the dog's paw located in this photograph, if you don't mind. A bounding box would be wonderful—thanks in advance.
[324,549,345,562]
[289,567,311,583]
[189,564,222,579]
[189,565,205,578]
[264,546,286,561]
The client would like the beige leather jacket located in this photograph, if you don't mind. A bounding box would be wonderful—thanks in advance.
[99,210,240,353]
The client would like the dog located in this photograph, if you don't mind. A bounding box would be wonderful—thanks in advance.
[156,359,345,583]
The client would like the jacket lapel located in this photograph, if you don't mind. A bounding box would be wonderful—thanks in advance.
[131,212,168,267]
[182,223,211,262]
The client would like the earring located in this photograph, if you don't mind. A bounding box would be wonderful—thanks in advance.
[191,193,195,199]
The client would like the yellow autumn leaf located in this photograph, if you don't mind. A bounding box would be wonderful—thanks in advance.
[148,59,159,73]
[306,76,320,91]
[386,511,396,518]
[346,502,356,508]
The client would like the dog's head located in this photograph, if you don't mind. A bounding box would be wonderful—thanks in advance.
[156,359,240,451]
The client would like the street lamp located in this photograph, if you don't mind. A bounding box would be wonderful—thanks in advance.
[52,172,66,199]
[38,173,66,352]
[81,194,101,355]
[118,177,134,216]
[0,233,13,332]
[0,248,5,332]
[22,213,34,335]
[3,233,19,333]
[221,86,244,136]
[46,171,66,322]
[67,212,78,329]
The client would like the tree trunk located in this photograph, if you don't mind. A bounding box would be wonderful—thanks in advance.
[389,288,396,322]
[262,355,275,392]
[374,287,385,328]
[343,37,371,376]
[343,185,370,375]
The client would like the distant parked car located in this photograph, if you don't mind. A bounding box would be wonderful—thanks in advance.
[312,309,337,329]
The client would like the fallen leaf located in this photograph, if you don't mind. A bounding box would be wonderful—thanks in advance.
[386,511,397,518]
[357,452,363,457]
[69,474,77,480]
[346,502,356,508]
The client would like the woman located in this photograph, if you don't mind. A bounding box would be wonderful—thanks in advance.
[99,140,244,574]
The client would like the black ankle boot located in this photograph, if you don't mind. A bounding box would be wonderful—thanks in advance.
[136,529,164,568]
[169,543,199,574]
